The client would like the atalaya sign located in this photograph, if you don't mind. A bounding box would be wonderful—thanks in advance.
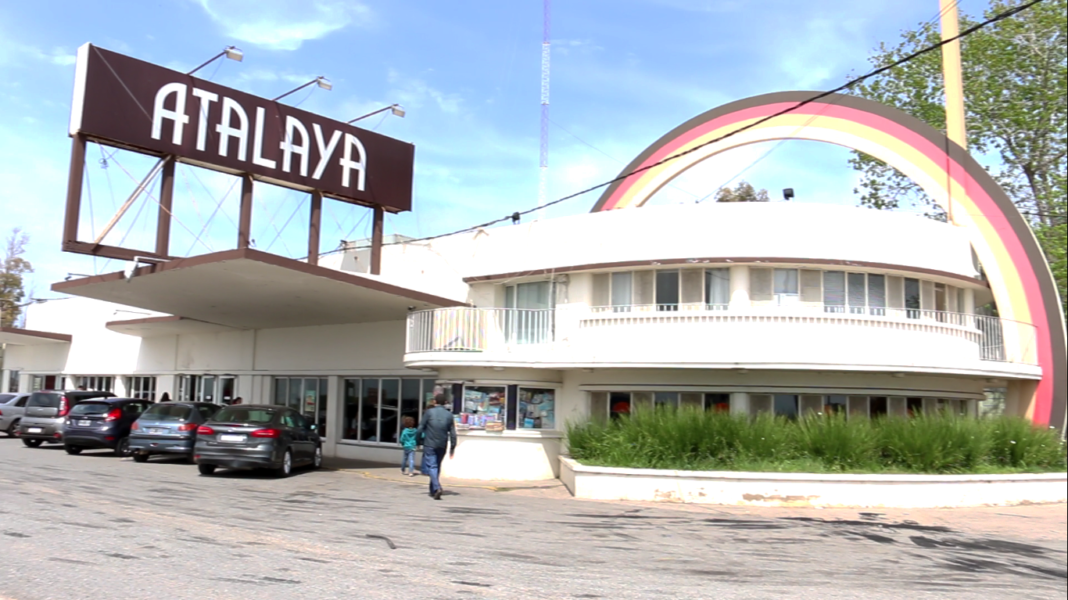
[68,43,414,212]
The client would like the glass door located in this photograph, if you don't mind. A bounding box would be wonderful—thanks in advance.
[219,376,236,404]
[198,376,217,404]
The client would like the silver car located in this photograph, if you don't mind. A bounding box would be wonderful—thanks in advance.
[19,390,116,447]
[0,393,30,437]
[129,402,221,462]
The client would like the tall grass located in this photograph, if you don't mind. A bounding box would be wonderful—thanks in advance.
[566,406,1066,474]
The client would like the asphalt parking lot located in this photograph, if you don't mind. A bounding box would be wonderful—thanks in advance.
[0,437,1065,600]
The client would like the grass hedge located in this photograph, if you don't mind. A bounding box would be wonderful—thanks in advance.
[566,407,1067,474]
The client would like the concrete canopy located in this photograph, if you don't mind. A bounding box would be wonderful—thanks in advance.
[105,316,239,337]
[53,249,464,330]
[0,327,73,346]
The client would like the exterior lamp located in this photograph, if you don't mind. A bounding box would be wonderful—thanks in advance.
[347,104,406,124]
[273,77,333,102]
[187,46,244,76]
[783,188,795,201]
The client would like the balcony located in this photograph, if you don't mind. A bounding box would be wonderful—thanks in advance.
[405,305,1040,379]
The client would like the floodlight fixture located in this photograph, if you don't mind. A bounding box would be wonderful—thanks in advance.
[274,76,333,102]
[187,45,244,76]
[348,104,406,124]
[783,188,796,201]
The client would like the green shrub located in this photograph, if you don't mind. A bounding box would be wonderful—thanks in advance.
[565,407,1067,475]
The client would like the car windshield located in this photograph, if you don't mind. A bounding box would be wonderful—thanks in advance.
[142,404,192,422]
[212,407,276,424]
[70,403,111,416]
[28,392,61,408]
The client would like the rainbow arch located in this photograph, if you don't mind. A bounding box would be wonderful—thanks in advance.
[592,91,1065,429]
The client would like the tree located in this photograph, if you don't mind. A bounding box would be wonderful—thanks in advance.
[714,180,771,203]
[1,227,34,328]
[848,0,1067,315]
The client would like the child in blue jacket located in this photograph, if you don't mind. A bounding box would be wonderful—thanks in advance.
[399,416,419,476]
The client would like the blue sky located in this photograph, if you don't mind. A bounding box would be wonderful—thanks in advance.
[0,0,991,297]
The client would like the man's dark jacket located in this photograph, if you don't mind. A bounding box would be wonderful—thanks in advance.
[418,405,457,451]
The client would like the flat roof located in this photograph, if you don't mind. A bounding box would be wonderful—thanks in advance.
[53,248,465,330]
[0,327,73,345]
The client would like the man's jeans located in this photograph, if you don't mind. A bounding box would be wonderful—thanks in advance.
[402,448,416,473]
[422,446,447,495]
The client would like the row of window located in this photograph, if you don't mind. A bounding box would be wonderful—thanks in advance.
[590,391,976,420]
[587,267,970,315]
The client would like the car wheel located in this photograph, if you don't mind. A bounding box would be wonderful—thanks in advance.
[65,445,82,455]
[6,419,19,437]
[22,438,42,448]
[133,453,149,463]
[198,464,216,476]
[312,445,323,470]
[114,437,131,457]
[274,449,293,478]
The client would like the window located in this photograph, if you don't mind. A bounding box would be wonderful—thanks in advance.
[655,271,680,311]
[518,388,555,429]
[461,385,506,428]
[905,278,922,318]
[31,375,65,392]
[705,269,730,309]
[773,269,799,305]
[127,376,157,401]
[825,395,847,414]
[504,281,554,344]
[273,377,328,436]
[7,370,18,393]
[847,273,867,314]
[607,392,630,420]
[611,272,633,312]
[868,275,886,316]
[774,394,799,419]
[342,378,436,444]
[705,393,730,412]
[654,391,679,408]
[78,376,114,392]
[823,271,845,313]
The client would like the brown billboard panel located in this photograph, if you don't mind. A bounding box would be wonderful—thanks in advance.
[69,43,413,212]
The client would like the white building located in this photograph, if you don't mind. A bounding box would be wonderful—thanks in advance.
[1,203,1042,480]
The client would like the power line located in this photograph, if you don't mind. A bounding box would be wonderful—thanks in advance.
[383,0,1045,248]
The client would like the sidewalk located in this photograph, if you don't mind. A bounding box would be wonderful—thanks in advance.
[322,456,568,495]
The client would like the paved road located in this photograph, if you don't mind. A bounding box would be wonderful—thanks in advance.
[0,438,1065,600]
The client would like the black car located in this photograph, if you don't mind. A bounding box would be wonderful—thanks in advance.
[62,398,152,456]
[194,404,322,478]
[129,402,221,462]
[19,390,116,447]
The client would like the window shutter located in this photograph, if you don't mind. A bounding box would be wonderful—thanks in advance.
[887,276,904,309]
[592,274,609,308]
[823,271,845,311]
[750,268,773,302]
[868,275,886,309]
[800,270,822,304]
[634,271,655,309]
[680,269,703,308]
[921,280,935,311]
[749,394,773,416]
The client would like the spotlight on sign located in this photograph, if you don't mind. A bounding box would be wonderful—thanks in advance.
[274,76,334,102]
[348,104,406,125]
[187,45,244,76]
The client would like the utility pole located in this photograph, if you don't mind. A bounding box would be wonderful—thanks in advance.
[939,0,968,225]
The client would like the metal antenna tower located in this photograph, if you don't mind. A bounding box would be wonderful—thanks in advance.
[537,0,550,220]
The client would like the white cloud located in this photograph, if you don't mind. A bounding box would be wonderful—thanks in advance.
[387,70,463,115]
[0,35,76,68]
[196,0,372,51]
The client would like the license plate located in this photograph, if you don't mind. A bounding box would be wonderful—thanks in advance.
[27,427,43,434]
[78,420,91,427]
[150,428,166,435]
[219,434,246,443]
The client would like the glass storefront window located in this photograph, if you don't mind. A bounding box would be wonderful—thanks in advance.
[342,378,436,444]
[380,379,401,444]
[518,388,555,429]
[460,385,506,428]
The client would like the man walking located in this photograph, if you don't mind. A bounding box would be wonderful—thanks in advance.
[417,394,457,500]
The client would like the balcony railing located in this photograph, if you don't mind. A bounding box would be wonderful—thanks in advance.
[407,307,554,353]
[406,305,1038,366]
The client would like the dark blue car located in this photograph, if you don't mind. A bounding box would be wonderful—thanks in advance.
[63,398,153,457]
